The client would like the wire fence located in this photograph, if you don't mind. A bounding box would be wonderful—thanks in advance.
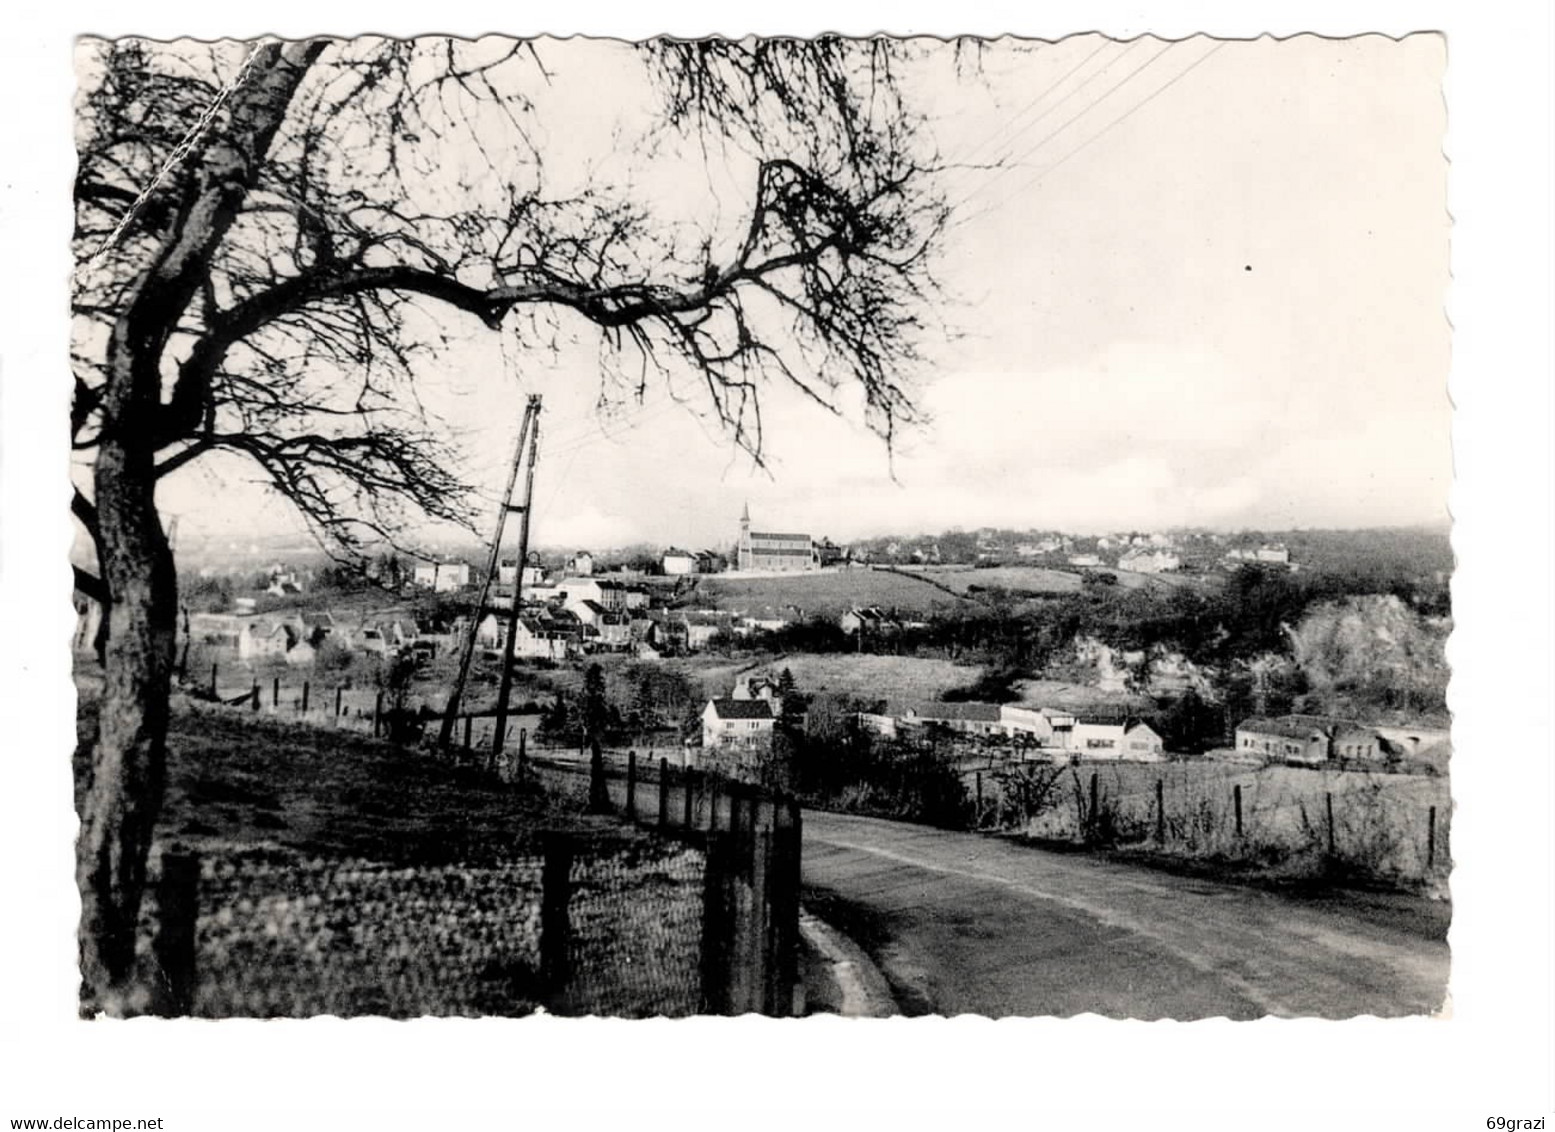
[134,750,801,1018]
[554,839,706,1017]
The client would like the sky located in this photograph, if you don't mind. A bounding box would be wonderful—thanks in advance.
[146,33,1452,552]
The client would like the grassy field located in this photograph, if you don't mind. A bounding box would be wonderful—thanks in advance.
[904,564,1083,595]
[746,653,983,702]
[693,568,973,618]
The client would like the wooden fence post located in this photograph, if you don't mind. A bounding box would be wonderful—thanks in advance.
[250,681,260,711]
[372,691,382,737]
[683,768,695,830]
[539,833,574,1014]
[463,715,473,754]
[588,739,610,814]
[723,787,756,1014]
[658,758,671,831]
[300,681,310,714]
[1427,805,1437,870]
[1325,791,1336,858]
[975,771,983,827]
[747,826,771,1016]
[272,676,280,709]
[210,662,218,698]
[1088,772,1100,841]
[1155,778,1166,843]
[766,800,803,1016]
[517,728,528,781]
[699,831,734,1015]
[626,751,638,821]
[335,686,343,718]
[1233,783,1244,839]
[148,849,200,1017]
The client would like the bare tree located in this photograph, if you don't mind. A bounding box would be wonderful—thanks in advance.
[71,35,953,1010]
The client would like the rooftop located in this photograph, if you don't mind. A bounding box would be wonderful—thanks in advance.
[707,698,776,721]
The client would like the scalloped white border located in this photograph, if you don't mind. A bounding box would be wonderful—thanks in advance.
[2,4,1550,1129]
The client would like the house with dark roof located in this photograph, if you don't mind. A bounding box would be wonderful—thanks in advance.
[237,618,297,662]
[839,606,900,634]
[701,697,777,751]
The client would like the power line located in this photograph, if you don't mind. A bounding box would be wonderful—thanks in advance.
[948,38,1179,217]
[949,37,1120,175]
[966,40,1227,224]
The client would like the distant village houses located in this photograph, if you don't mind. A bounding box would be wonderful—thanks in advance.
[1224,543,1294,569]
[412,560,472,592]
[498,556,546,587]
[1117,548,1181,574]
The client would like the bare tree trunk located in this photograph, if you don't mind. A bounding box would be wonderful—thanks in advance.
[75,40,323,1011]
[77,436,177,1005]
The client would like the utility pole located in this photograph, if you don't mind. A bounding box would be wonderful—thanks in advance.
[438,394,542,752]
[492,400,542,765]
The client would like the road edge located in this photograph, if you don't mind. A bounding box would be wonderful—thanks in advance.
[799,906,901,1018]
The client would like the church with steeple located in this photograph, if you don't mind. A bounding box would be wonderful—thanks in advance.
[736,504,817,572]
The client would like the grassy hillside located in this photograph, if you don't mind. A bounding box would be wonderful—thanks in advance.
[73,684,597,864]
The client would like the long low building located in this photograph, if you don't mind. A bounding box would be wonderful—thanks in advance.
[1233,714,1442,766]
[860,701,1164,761]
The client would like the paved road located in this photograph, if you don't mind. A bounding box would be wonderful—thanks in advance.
[801,810,1450,1019]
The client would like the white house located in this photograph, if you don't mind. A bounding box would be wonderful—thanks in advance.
[500,559,546,587]
[567,551,595,576]
[1072,720,1128,758]
[558,578,605,617]
[1072,718,1169,761]
[1068,554,1103,568]
[701,698,777,751]
[662,548,697,576]
[1117,549,1181,574]
[237,619,294,662]
[438,562,471,591]
[1121,721,1166,762]
[839,606,899,635]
